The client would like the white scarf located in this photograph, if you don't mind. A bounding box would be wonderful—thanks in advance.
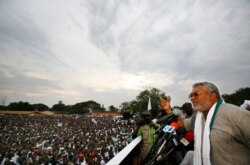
[193,101,221,165]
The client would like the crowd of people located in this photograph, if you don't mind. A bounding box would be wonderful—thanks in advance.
[0,115,135,165]
[1,82,249,165]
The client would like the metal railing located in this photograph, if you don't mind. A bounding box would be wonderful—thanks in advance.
[107,136,142,165]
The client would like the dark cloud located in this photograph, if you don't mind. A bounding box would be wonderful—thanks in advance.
[0,1,68,68]
[0,65,58,91]
[0,2,47,53]
[117,0,250,76]
[83,0,128,51]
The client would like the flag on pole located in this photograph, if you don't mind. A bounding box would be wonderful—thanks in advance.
[147,97,152,111]
[92,118,97,125]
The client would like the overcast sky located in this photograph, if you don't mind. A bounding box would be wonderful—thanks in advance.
[0,0,249,108]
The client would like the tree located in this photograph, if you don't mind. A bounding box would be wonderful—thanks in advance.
[8,101,34,111]
[120,101,131,111]
[84,100,102,111]
[109,105,117,112]
[120,87,168,114]
[33,103,49,111]
[71,100,102,114]
[71,102,89,114]
[0,105,7,110]
[222,87,250,106]
[51,103,68,112]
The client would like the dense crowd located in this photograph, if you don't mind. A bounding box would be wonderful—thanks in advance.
[0,115,135,165]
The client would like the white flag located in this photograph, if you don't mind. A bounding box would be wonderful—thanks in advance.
[147,97,152,111]
[92,118,97,125]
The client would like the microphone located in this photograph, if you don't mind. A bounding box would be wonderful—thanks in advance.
[184,131,194,142]
[156,108,183,124]
[156,113,175,124]
[170,121,179,130]
[163,125,175,134]
[172,108,183,116]
[153,125,165,135]
[180,131,194,146]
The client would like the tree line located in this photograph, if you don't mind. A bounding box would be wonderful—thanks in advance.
[119,87,250,115]
[0,87,249,114]
[0,100,105,114]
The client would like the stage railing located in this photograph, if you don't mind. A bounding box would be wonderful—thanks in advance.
[107,136,142,165]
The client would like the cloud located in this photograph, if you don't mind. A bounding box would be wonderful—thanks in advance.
[0,0,249,107]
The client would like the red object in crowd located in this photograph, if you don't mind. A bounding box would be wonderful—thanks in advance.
[33,148,40,154]
[91,151,97,156]
[170,122,179,130]
[185,131,194,142]
[79,152,85,157]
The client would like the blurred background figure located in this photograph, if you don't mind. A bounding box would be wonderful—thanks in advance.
[133,112,159,164]
[181,103,193,119]
[158,95,172,119]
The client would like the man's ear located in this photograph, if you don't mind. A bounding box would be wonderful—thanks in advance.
[210,92,218,103]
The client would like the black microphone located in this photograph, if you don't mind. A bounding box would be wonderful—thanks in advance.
[153,125,165,135]
[156,108,183,124]
[156,113,175,124]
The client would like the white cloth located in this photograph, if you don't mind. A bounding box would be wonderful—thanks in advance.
[100,159,106,165]
[194,103,217,165]
[181,151,194,165]
[240,100,250,109]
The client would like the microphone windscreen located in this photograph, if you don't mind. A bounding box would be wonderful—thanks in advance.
[170,121,179,130]
[173,108,183,116]
[185,131,194,142]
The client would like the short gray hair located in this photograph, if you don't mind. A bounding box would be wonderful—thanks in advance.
[192,82,221,99]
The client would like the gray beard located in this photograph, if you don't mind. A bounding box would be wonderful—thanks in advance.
[193,100,212,112]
